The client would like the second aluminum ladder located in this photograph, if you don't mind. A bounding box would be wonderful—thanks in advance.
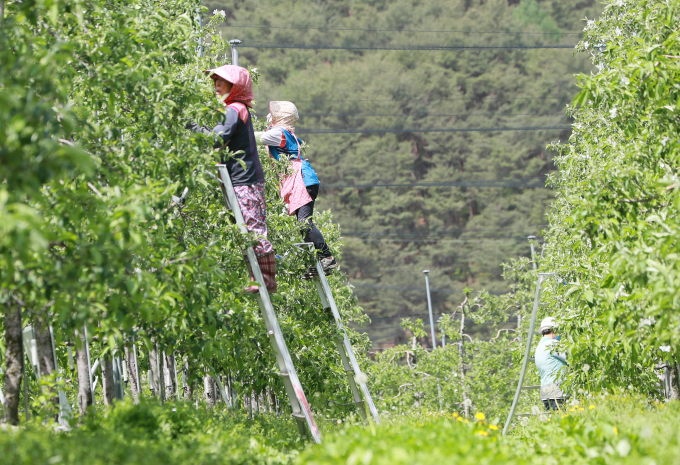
[294,243,380,424]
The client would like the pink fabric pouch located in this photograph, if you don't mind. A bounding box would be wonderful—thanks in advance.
[279,159,312,216]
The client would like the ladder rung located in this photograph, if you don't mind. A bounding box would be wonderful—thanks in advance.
[291,412,306,419]
[354,401,365,406]
[345,368,354,373]
[521,385,541,390]
[279,372,290,377]
[267,330,274,335]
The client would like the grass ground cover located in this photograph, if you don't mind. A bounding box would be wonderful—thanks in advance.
[1,396,676,464]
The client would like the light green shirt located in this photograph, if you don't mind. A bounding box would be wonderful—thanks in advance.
[535,336,568,386]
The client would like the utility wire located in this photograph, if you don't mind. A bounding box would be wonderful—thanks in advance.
[238,41,577,51]
[224,24,583,35]
[347,237,538,243]
[352,283,462,294]
[343,227,547,235]
[343,233,540,239]
[298,112,566,117]
[351,283,509,294]
[297,125,570,134]
[256,96,568,102]
[320,177,546,189]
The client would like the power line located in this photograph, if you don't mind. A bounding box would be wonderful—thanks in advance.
[343,227,547,236]
[320,177,547,189]
[295,112,567,118]
[351,283,509,294]
[346,237,537,243]
[238,41,577,51]
[255,96,568,103]
[297,125,570,134]
[224,24,583,35]
[343,233,541,239]
[352,283,462,294]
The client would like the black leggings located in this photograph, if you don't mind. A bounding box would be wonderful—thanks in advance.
[295,184,331,259]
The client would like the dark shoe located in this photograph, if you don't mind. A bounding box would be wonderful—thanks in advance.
[301,264,318,280]
[320,257,337,275]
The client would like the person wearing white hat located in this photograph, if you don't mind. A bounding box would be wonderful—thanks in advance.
[255,101,337,279]
[534,317,568,410]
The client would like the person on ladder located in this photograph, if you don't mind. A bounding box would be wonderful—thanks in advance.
[254,101,337,279]
[186,65,277,294]
[535,317,568,411]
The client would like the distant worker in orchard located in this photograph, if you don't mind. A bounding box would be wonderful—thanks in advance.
[535,317,568,411]
[186,65,277,294]
[255,101,337,278]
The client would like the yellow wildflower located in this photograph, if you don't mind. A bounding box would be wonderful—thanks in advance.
[589,405,595,409]
[613,427,618,435]
[475,431,490,436]
[457,417,463,422]
[464,419,469,424]
[489,424,499,431]
[475,412,486,420]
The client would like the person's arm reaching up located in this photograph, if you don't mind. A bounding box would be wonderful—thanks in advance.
[254,128,283,146]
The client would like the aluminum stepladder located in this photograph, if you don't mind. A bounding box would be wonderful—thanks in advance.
[502,271,555,436]
[215,164,321,444]
[293,243,380,424]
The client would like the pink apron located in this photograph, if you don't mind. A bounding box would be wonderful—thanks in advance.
[278,135,312,216]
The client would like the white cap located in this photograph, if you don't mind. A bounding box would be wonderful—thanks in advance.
[539,317,556,333]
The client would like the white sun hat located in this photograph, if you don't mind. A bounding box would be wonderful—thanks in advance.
[539,317,557,333]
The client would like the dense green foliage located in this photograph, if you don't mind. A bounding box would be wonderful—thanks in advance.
[209,0,604,344]
[540,0,680,391]
[2,396,677,464]
[1,0,371,422]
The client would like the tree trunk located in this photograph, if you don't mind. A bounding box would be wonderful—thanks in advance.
[182,357,193,401]
[670,360,680,401]
[163,352,176,400]
[124,346,140,404]
[244,391,251,417]
[101,355,115,405]
[75,330,93,416]
[33,315,55,378]
[268,387,276,413]
[148,345,160,397]
[204,374,215,406]
[459,302,469,419]
[2,301,24,425]
[228,372,239,409]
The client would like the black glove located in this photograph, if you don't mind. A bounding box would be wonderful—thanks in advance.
[185,121,200,131]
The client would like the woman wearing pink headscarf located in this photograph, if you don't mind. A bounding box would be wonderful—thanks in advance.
[255,101,337,279]
[186,65,276,294]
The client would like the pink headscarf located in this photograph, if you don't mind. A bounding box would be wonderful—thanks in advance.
[204,65,254,108]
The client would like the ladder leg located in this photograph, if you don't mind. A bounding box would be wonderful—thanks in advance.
[503,274,545,436]
[334,338,366,419]
[313,272,380,424]
[255,295,314,440]
[216,165,320,443]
